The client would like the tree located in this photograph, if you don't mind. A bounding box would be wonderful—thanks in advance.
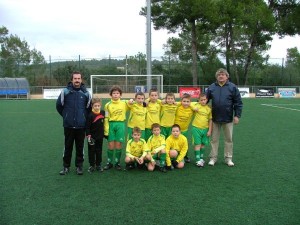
[285,47,300,85]
[142,0,218,86]
[268,0,300,35]
[0,26,46,84]
[213,0,276,85]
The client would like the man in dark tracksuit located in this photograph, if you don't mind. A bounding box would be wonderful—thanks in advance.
[56,71,91,175]
[206,68,243,167]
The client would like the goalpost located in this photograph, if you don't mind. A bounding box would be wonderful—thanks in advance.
[90,75,163,98]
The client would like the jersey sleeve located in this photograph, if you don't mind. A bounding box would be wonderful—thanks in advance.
[175,137,188,163]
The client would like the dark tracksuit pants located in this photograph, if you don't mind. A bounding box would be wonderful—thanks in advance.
[88,139,103,167]
[63,127,85,168]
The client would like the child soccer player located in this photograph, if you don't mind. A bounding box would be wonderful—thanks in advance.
[165,124,188,170]
[125,127,154,171]
[104,85,129,170]
[127,92,147,139]
[147,123,167,172]
[174,93,195,163]
[86,97,105,173]
[145,88,162,141]
[160,92,178,138]
[192,93,212,167]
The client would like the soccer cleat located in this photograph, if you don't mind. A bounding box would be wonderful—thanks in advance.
[115,163,122,170]
[76,167,83,175]
[103,163,113,170]
[96,165,104,172]
[184,156,191,163]
[196,159,205,167]
[88,166,95,173]
[59,167,69,175]
[208,159,215,166]
[227,160,235,167]
[125,163,135,171]
[159,166,167,173]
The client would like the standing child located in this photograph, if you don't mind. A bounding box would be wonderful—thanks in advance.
[165,124,188,170]
[160,93,178,138]
[145,88,161,141]
[127,92,147,139]
[125,127,154,171]
[174,93,196,163]
[104,85,129,170]
[192,93,212,167]
[147,123,167,172]
[86,97,105,173]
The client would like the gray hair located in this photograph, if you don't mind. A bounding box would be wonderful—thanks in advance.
[215,68,229,78]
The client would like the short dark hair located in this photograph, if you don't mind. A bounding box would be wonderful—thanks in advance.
[109,85,122,96]
[149,87,159,95]
[151,123,161,130]
[199,93,207,98]
[172,124,181,130]
[132,127,142,134]
[135,92,145,98]
[71,71,82,80]
[181,93,191,100]
[165,92,175,98]
[92,97,101,105]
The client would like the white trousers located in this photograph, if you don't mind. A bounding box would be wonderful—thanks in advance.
[209,122,233,162]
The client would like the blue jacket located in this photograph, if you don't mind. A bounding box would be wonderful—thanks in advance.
[56,82,91,128]
[206,80,243,123]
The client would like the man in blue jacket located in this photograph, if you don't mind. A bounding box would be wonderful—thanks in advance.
[206,68,243,167]
[56,71,91,175]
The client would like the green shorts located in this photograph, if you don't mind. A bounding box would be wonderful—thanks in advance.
[127,127,145,140]
[145,128,152,141]
[192,126,209,146]
[108,121,126,143]
[161,126,172,138]
[181,130,188,138]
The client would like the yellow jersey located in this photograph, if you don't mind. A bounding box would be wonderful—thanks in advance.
[165,134,188,166]
[192,104,212,129]
[126,138,149,158]
[160,103,178,127]
[127,102,147,129]
[147,134,166,154]
[174,104,195,132]
[145,100,161,129]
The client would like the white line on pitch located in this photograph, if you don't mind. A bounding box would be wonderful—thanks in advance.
[261,104,300,112]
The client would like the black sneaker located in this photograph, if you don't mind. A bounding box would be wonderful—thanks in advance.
[115,163,122,170]
[96,165,104,172]
[76,167,83,175]
[88,166,95,173]
[59,167,69,175]
[124,163,135,171]
[159,166,167,173]
[184,156,191,163]
[104,163,113,170]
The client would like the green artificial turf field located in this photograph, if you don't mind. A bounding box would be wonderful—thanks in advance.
[0,98,299,225]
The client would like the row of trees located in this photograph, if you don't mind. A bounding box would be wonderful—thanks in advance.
[141,0,300,85]
[1,0,300,87]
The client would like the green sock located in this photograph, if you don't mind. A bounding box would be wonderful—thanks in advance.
[200,148,205,159]
[115,149,122,164]
[107,150,114,163]
[160,153,166,167]
[195,150,201,161]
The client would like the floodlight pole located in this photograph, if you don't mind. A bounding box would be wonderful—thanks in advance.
[125,55,128,92]
[146,0,152,91]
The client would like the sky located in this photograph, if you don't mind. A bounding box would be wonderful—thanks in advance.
[1,0,299,62]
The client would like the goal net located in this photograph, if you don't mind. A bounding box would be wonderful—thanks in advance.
[90,75,163,98]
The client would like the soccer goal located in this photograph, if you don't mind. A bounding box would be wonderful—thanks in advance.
[90,75,163,98]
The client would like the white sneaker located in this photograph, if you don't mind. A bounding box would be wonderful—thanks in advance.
[208,159,215,166]
[196,159,205,167]
[227,160,234,167]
